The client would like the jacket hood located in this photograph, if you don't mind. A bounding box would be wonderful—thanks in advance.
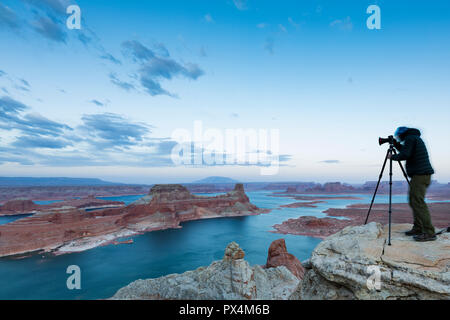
[396,127,421,141]
[405,128,421,137]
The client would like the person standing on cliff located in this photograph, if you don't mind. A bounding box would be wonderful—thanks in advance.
[388,127,436,242]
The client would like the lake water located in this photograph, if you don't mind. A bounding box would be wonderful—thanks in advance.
[0,191,413,300]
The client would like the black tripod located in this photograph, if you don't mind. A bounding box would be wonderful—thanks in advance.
[364,142,410,246]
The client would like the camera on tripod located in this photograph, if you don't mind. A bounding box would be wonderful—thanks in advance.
[365,134,411,246]
[379,135,395,146]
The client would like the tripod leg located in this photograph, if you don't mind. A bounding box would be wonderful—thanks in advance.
[388,151,393,246]
[364,149,390,224]
[392,149,410,186]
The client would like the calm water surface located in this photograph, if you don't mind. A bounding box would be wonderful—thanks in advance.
[0,191,415,299]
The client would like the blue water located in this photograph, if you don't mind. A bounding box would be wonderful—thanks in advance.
[0,199,65,226]
[34,200,64,205]
[0,191,427,300]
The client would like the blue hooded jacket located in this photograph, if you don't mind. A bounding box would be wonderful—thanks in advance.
[391,128,434,177]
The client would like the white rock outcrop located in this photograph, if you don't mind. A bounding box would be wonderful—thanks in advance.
[292,222,450,300]
[112,242,299,300]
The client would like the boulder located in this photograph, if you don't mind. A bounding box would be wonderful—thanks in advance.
[111,242,299,300]
[291,222,450,300]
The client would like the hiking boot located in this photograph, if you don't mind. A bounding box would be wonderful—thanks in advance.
[413,233,437,242]
[405,229,421,236]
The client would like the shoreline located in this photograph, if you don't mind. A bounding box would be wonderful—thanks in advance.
[1,208,271,259]
[0,184,270,259]
[271,201,450,239]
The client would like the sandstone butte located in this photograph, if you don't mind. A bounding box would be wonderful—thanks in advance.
[112,223,450,300]
[0,184,267,258]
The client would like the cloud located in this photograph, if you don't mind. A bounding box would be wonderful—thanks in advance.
[32,16,67,43]
[0,70,6,77]
[0,3,19,29]
[78,113,152,149]
[22,0,67,15]
[330,16,353,31]
[89,99,105,107]
[278,24,287,33]
[20,79,31,88]
[12,135,72,149]
[0,96,180,167]
[109,73,135,91]
[153,43,170,57]
[204,13,214,23]
[0,97,295,169]
[319,160,341,164]
[122,40,204,97]
[233,0,248,10]
[21,112,72,136]
[100,53,122,65]
[122,40,156,62]
[2,0,120,70]
[140,76,172,97]
[0,96,72,137]
[140,58,204,81]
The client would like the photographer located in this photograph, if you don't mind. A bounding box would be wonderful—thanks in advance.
[388,127,436,242]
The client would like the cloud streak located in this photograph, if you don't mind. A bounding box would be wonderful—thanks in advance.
[121,40,204,97]
[0,3,19,29]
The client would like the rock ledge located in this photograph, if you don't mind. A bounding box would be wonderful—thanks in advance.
[291,222,450,300]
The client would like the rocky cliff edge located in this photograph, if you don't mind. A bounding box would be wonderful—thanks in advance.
[291,222,450,300]
[111,241,300,300]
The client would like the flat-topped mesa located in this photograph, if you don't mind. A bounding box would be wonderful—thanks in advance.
[116,183,259,226]
[0,199,40,215]
[0,183,266,258]
[149,184,192,202]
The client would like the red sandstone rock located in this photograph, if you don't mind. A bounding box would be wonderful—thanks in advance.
[0,184,266,258]
[265,239,305,280]
[272,202,450,239]
[0,197,124,216]
[280,201,324,208]
[0,199,41,215]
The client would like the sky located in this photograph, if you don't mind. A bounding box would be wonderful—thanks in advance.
[0,0,449,184]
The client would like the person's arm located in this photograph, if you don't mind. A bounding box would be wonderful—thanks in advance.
[391,136,415,161]
[393,139,403,152]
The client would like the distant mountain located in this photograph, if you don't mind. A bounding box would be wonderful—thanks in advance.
[193,176,239,184]
[0,177,123,187]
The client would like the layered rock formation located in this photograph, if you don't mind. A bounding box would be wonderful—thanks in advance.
[0,184,267,258]
[290,223,450,300]
[0,199,40,215]
[0,185,151,203]
[111,241,300,300]
[265,239,305,280]
[0,196,124,216]
[273,202,450,239]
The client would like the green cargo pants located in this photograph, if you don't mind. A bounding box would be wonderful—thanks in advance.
[409,175,435,235]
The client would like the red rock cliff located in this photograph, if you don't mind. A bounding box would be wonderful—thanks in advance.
[0,184,265,258]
